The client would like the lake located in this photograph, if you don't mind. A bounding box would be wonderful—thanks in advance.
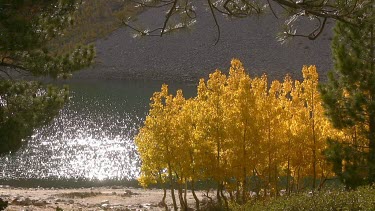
[0,79,196,186]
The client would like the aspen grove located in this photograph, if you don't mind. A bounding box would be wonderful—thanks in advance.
[135,59,364,208]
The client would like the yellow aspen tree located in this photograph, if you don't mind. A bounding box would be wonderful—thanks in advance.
[300,66,335,190]
[287,79,307,191]
[251,75,278,197]
[136,88,169,188]
[254,75,268,196]
[278,76,294,194]
[168,89,189,210]
[175,98,204,210]
[258,79,284,197]
[198,70,229,204]
[224,59,258,202]
[195,79,216,181]
[247,75,269,195]
[135,84,181,211]
[136,127,165,188]
[269,80,287,197]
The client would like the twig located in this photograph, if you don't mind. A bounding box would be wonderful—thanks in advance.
[208,0,221,45]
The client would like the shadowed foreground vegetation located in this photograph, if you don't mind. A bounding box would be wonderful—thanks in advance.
[230,186,375,211]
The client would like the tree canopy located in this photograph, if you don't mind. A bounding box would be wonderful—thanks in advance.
[0,0,94,78]
[0,0,95,155]
[136,59,359,209]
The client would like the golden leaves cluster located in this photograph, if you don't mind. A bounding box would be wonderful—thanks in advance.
[135,59,344,199]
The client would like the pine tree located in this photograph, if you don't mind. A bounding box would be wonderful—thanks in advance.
[0,0,95,155]
[320,5,375,185]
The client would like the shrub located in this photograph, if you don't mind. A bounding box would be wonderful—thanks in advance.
[231,186,375,211]
[0,198,8,211]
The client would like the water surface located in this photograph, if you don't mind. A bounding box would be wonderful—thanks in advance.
[0,79,195,183]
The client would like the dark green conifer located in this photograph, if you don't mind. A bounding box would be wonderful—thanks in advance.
[321,4,375,185]
[0,0,95,155]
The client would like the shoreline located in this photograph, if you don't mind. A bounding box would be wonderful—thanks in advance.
[0,179,141,189]
[0,186,208,210]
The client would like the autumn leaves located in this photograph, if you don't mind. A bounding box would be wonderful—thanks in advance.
[135,59,343,207]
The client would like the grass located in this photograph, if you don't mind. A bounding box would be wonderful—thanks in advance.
[230,186,375,211]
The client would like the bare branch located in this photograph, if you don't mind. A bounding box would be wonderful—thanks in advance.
[123,20,161,36]
[208,0,221,45]
[284,17,327,40]
[129,0,175,8]
[184,0,196,19]
[160,0,179,36]
[123,0,367,43]
[267,0,279,19]
[123,19,189,37]
[271,0,356,25]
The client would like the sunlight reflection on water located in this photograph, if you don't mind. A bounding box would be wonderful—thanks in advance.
[0,80,195,182]
[1,91,142,180]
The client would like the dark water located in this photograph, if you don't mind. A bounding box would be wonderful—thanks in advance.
[74,3,334,82]
[0,79,196,184]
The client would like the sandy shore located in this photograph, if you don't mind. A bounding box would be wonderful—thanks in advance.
[0,186,208,210]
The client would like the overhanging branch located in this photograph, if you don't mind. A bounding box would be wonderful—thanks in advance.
[123,0,367,43]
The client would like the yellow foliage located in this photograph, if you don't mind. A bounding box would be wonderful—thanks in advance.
[135,59,351,199]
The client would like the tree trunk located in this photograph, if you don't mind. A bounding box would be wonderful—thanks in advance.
[162,187,168,211]
[286,136,291,195]
[216,186,222,203]
[191,180,200,210]
[368,113,375,184]
[235,181,240,202]
[158,172,168,210]
[290,170,296,194]
[168,163,178,211]
[161,179,168,211]
[177,184,186,211]
[296,167,301,193]
[369,18,375,185]
[267,120,271,198]
[229,190,234,202]
[274,164,278,198]
[184,181,188,210]
[242,119,248,203]
[287,157,290,195]
[219,183,229,210]
[311,88,317,191]
[242,167,247,203]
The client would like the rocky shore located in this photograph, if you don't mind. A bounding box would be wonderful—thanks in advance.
[0,186,207,210]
